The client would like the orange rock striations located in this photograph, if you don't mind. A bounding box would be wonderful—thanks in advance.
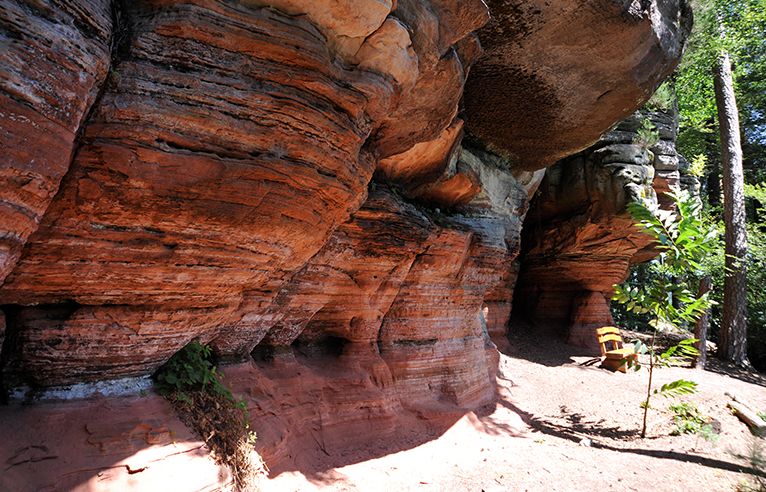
[0,0,113,283]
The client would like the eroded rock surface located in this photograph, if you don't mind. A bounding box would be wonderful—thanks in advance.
[515,110,682,350]
[0,394,229,491]
[0,0,483,385]
[0,0,692,486]
[216,155,543,405]
[0,0,113,283]
[465,0,692,170]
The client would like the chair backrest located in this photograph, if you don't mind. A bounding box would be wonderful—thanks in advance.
[596,326,624,355]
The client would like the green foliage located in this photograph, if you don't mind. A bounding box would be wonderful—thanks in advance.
[154,342,263,487]
[659,338,702,362]
[154,341,234,402]
[645,82,676,112]
[629,340,701,369]
[677,0,766,185]
[699,182,766,370]
[657,379,699,398]
[688,153,709,177]
[613,191,719,330]
[633,118,661,149]
[677,0,766,127]
[612,191,721,437]
[669,402,719,441]
[746,183,766,204]
[746,222,766,369]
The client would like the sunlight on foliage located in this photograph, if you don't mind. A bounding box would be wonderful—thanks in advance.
[688,153,708,177]
[612,191,720,437]
[645,82,676,112]
[669,402,719,442]
[634,118,661,150]
[613,191,719,330]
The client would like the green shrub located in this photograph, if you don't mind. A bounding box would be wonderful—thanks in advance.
[645,82,675,112]
[669,402,719,442]
[634,118,661,149]
[154,341,264,488]
[154,340,233,402]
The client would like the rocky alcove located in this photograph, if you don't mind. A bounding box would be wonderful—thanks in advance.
[0,0,696,489]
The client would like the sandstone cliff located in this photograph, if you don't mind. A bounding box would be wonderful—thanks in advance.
[0,0,691,488]
[515,109,685,350]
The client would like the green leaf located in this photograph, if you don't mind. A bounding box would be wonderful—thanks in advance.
[658,379,699,398]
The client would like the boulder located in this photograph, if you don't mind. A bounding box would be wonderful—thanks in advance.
[464,0,692,170]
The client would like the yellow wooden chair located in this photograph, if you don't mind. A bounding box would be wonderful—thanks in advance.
[596,326,637,373]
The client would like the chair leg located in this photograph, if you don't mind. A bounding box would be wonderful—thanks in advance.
[601,357,628,373]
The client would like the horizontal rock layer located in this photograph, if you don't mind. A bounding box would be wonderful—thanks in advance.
[0,0,113,283]
[0,0,488,387]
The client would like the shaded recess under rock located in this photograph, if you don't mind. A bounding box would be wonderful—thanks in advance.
[0,0,691,488]
[515,109,690,352]
[464,0,692,170]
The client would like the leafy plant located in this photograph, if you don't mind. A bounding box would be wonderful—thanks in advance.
[669,402,719,442]
[645,82,676,112]
[154,341,233,402]
[614,191,719,327]
[634,118,661,150]
[154,341,264,488]
[613,191,720,437]
[688,153,709,177]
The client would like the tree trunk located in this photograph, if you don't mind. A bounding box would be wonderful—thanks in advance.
[694,276,711,369]
[713,52,749,366]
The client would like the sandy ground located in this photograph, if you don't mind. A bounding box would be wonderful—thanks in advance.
[264,331,766,492]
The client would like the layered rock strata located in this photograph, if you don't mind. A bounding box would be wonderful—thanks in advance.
[0,0,113,283]
[515,110,683,350]
[0,0,484,386]
[0,0,694,484]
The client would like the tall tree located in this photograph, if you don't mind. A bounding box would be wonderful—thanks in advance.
[713,25,749,366]
[676,0,763,366]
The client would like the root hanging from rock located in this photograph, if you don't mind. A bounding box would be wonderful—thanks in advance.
[166,388,267,491]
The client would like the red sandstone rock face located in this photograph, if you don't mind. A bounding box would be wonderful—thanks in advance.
[0,0,698,486]
[2,1,392,307]
[465,0,692,170]
[372,0,489,157]
[1,0,395,385]
[0,0,483,385]
[216,174,541,402]
[0,0,112,283]
[515,110,682,351]
[0,0,690,455]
